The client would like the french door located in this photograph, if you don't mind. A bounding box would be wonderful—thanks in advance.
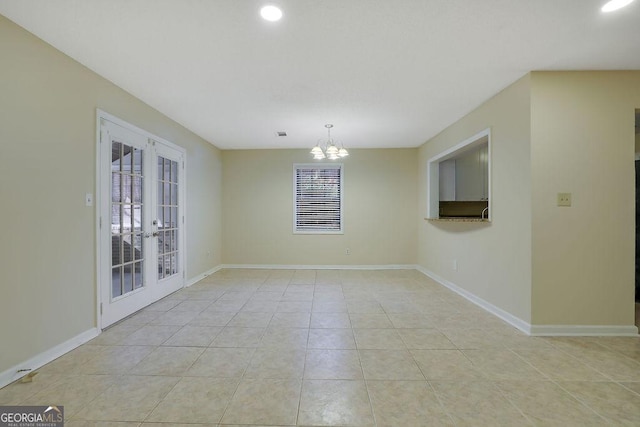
[99,116,185,328]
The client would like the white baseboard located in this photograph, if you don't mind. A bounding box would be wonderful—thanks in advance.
[529,324,638,336]
[220,264,416,270]
[0,327,100,389]
[415,265,639,337]
[415,265,532,334]
[186,265,223,287]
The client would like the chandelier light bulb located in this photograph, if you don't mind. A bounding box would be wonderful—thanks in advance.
[310,123,349,161]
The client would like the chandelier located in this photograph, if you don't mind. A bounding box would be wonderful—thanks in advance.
[310,124,349,160]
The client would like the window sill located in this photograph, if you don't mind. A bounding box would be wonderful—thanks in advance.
[293,231,345,235]
[425,217,491,223]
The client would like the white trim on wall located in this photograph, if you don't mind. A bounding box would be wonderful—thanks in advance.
[186,265,223,287]
[415,266,639,337]
[0,328,99,389]
[529,324,638,336]
[415,265,531,333]
[221,264,416,270]
[94,112,103,331]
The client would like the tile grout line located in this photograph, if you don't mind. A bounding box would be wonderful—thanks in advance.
[551,380,615,425]
[490,379,539,426]
[424,378,461,426]
[4,269,639,426]
[355,325,377,426]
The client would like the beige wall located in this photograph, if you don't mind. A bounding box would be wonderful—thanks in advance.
[222,149,417,266]
[0,16,222,373]
[530,71,640,325]
[419,71,639,329]
[418,75,533,323]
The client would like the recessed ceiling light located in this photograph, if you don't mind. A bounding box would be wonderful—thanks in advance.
[260,5,283,22]
[601,0,635,12]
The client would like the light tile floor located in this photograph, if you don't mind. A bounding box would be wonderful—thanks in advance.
[1,269,639,426]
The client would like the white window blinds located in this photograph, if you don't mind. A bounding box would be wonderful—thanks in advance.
[294,164,343,233]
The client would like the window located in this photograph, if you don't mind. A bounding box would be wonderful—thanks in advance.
[294,164,343,234]
[427,128,491,220]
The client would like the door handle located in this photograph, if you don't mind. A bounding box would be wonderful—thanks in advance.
[143,232,160,238]
[152,231,160,237]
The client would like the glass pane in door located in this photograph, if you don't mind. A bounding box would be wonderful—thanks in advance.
[111,141,144,299]
[157,157,179,280]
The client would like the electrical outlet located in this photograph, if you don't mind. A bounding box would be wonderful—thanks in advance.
[345,248,350,255]
[557,192,572,207]
[452,259,458,271]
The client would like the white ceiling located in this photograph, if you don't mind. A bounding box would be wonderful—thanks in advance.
[1,0,639,150]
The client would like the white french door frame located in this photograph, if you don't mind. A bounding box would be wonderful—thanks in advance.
[95,110,187,330]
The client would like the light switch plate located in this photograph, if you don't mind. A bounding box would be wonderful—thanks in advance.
[557,192,571,207]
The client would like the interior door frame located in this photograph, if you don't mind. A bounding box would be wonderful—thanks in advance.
[95,109,187,330]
